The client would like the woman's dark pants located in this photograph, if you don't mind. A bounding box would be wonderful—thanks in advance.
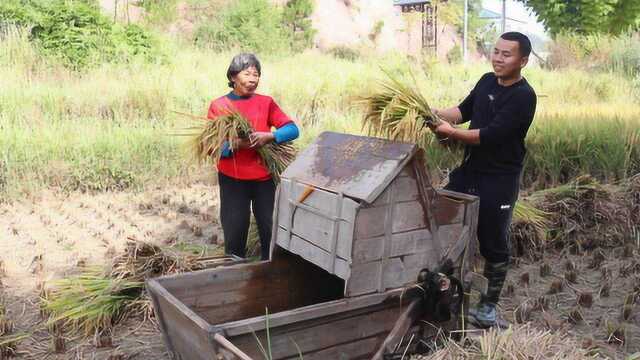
[218,173,276,260]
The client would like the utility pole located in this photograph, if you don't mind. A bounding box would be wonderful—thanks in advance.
[501,0,506,33]
[463,0,468,62]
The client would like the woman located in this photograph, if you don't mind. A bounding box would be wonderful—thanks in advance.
[207,53,299,260]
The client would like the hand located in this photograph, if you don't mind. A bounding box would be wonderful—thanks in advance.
[231,137,251,150]
[249,132,275,148]
[434,121,456,137]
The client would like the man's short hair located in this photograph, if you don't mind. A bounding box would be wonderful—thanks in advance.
[227,53,262,88]
[500,32,532,58]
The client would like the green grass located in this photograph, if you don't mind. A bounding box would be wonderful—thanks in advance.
[1,30,639,198]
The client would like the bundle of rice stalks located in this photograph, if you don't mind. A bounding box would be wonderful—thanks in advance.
[510,200,550,259]
[427,324,595,359]
[177,110,296,182]
[533,175,631,250]
[43,240,211,337]
[43,270,143,337]
[358,70,442,149]
[110,240,204,281]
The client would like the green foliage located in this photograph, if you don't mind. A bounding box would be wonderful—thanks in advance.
[327,46,361,61]
[194,0,289,53]
[282,0,315,51]
[0,0,160,68]
[547,32,640,75]
[447,44,462,64]
[194,0,315,54]
[438,0,486,40]
[522,0,640,35]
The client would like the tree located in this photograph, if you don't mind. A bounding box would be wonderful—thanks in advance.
[521,0,640,35]
[282,0,315,51]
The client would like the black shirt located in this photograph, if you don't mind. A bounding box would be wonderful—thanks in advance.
[457,72,537,174]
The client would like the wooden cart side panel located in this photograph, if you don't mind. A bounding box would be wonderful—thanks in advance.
[157,260,290,299]
[275,178,359,261]
[351,229,434,264]
[224,303,402,359]
[276,228,350,279]
[147,280,215,360]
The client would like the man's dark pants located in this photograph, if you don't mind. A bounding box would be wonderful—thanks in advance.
[445,166,520,305]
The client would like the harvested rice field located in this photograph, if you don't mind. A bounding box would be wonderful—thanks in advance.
[1,175,639,358]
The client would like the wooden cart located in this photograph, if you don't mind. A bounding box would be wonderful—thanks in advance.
[148,132,480,360]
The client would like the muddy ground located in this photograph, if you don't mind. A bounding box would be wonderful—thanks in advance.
[1,183,638,359]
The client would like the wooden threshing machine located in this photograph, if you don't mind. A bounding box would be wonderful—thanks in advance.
[148,132,480,360]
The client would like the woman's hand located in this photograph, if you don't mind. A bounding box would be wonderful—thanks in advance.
[231,138,252,150]
[249,132,275,148]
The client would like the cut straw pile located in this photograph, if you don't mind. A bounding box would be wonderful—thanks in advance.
[182,110,296,181]
[359,70,442,148]
[509,174,640,257]
[43,240,208,337]
[426,324,596,359]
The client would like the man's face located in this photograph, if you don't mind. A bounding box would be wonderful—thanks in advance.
[491,38,528,79]
[232,66,260,96]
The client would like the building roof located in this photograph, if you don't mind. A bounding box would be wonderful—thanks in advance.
[281,132,417,203]
[393,0,431,6]
[479,8,526,23]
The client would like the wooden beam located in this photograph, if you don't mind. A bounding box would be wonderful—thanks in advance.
[213,333,254,360]
[371,298,423,360]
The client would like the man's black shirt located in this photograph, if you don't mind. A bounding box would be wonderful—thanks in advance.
[457,72,537,174]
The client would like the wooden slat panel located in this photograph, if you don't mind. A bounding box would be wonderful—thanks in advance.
[392,201,427,233]
[389,229,433,258]
[352,229,433,264]
[289,335,382,360]
[160,261,294,300]
[228,304,401,359]
[346,261,380,296]
[371,184,391,206]
[355,206,387,238]
[392,175,420,203]
[433,196,466,225]
[276,179,357,261]
[279,228,350,280]
[382,251,438,289]
[218,288,409,337]
[437,223,464,254]
[152,289,215,360]
[352,236,384,263]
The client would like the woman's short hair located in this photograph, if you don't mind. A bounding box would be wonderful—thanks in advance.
[227,53,261,88]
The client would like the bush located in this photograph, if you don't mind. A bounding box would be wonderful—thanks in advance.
[0,0,161,69]
[546,32,640,75]
[326,46,360,61]
[194,0,315,54]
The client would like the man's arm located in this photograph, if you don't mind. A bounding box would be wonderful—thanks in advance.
[434,121,480,145]
[433,107,463,125]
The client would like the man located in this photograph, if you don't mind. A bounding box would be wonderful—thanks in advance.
[431,32,537,328]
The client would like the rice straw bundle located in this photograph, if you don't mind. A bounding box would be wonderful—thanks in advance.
[359,70,442,148]
[42,240,215,337]
[178,110,296,182]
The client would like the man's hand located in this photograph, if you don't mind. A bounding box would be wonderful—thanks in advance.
[249,132,275,148]
[434,121,456,138]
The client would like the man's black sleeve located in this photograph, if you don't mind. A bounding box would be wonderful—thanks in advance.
[457,73,490,124]
[457,92,474,124]
[479,89,537,145]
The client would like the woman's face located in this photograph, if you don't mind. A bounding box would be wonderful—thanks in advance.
[232,66,260,96]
